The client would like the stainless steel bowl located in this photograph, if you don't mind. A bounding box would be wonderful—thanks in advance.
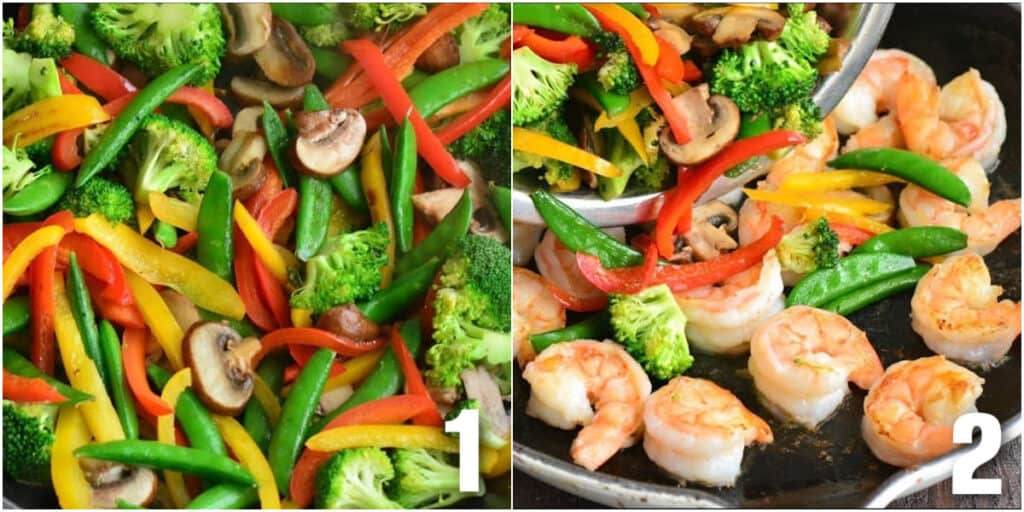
[512,3,895,227]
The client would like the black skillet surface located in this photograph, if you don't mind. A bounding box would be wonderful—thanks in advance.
[513,3,1022,507]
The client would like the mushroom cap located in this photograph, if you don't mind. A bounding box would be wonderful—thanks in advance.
[87,465,159,509]
[218,131,269,200]
[316,304,381,342]
[232,105,265,137]
[254,16,315,87]
[220,3,272,58]
[660,87,740,165]
[292,108,367,177]
[230,76,305,109]
[183,322,257,416]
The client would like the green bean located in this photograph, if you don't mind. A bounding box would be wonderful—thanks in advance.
[329,166,368,213]
[3,168,73,216]
[828,148,973,206]
[850,227,968,259]
[823,265,932,316]
[310,46,352,81]
[270,3,335,25]
[147,364,227,458]
[242,354,287,452]
[186,484,258,509]
[3,347,92,404]
[66,252,106,385]
[391,118,417,254]
[267,348,333,491]
[98,320,139,440]
[75,441,255,486]
[151,220,178,249]
[530,312,611,353]
[197,170,234,282]
[532,190,643,268]
[3,294,31,336]
[359,257,443,325]
[262,100,297,188]
[395,190,472,276]
[56,4,109,64]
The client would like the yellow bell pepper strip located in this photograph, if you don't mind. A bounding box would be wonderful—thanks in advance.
[594,89,653,130]
[281,500,301,509]
[136,204,155,234]
[3,94,110,147]
[583,4,658,66]
[148,192,199,232]
[779,170,906,193]
[125,269,185,370]
[360,134,396,288]
[252,375,282,425]
[743,188,893,216]
[54,278,125,442]
[306,424,460,453]
[480,442,512,478]
[234,201,289,284]
[804,207,895,236]
[74,214,245,319]
[513,127,623,178]
[291,308,313,328]
[52,407,93,509]
[617,117,651,167]
[3,225,66,300]
[158,369,193,509]
[213,416,282,510]
[324,349,386,392]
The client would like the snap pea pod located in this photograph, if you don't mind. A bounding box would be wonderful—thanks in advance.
[98,320,139,440]
[408,59,510,119]
[77,63,201,186]
[3,295,31,335]
[490,184,512,235]
[359,257,443,325]
[197,170,234,282]
[530,312,611,353]
[313,320,422,433]
[152,220,178,249]
[310,46,351,81]
[532,190,643,268]
[395,190,472,276]
[242,353,287,452]
[267,348,333,491]
[270,3,335,25]
[512,3,601,36]
[329,167,368,213]
[3,169,73,216]
[302,84,331,112]
[56,4,109,64]
[850,227,968,259]
[787,253,917,308]
[66,252,107,385]
[293,86,334,261]
[391,118,417,254]
[828,148,972,206]
[3,347,92,404]
[578,73,630,116]
[75,441,255,486]
[823,264,932,316]
[262,100,297,188]
[380,125,393,188]
[186,483,258,509]
[148,364,227,458]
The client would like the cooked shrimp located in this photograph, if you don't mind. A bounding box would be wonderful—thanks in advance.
[534,229,606,304]
[763,116,839,190]
[862,356,984,467]
[910,253,1021,367]
[673,250,784,354]
[843,113,905,153]
[512,267,565,366]
[522,340,652,471]
[899,158,1021,256]
[832,49,936,135]
[896,69,1007,170]
[738,195,805,246]
[643,376,772,486]
[748,306,884,428]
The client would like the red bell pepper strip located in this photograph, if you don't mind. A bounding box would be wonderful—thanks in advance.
[2,370,68,403]
[830,222,874,247]
[653,36,684,84]
[437,73,512,145]
[4,211,75,258]
[59,233,131,304]
[255,327,386,365]
[391,325,443,427]
[682,59,703,82]
[58,71,83,94]
[342,38,470,188]
[642,3,660,17]
[519,30,595,70]
[245,158,284,216]
[654,130,807,258]
[170,232,199,254]
[123,328,174,416]
[60,52,137,102]
[15,4,29,29]
[512,24,532,45]
[166,87,233,128]
[84,274,146,329]
[234,235,279,333]
[254,188,298,237]
[288,345,345,377]
[29,248,58,375]
[52,129,83,171]
[289,394,435,507]
[545,280,608,313]
[253,256,291,329]
[579,216,785,294]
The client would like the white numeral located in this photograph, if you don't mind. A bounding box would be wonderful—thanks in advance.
[445,408,480,492]
[951,412,1001,495]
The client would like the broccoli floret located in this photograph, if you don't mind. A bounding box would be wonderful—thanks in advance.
[597,50,640,95]
[609,284,694,380]
[513,108,579,190]
[290,223,389,314]
[3,143,43,199]
[597,129,645,200]
[117,114,217,204]
[24,137,54,167]
[770,96,823,139]
[299,21,350,48]
[457,4,510,64]
[633,156,671,191]
[342,3,427,33]
[388,448,481,509]
[448,108,511,186]
[710,40,818,114]
[445,399,509,449]
[57,176,135,225]
[3,4,74,59]
[3,400,58,485]
[512,46,577,126]
[590,32,625,55]
[777,217,839,275]
[779,4,831,63]
[426,235,512,387]
[315,447,402,510]
[90,3,225,85]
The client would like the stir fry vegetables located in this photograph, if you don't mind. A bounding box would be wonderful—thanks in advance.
[3,3,511,509]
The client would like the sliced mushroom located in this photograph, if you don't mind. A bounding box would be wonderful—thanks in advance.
[689,6,786,47]
[659,84,740,165]
[415,32,460,73]
[219,131,269,200]
[184,322,259,415]
[230,76,304,109]
[292,109,366,177]
[657,3,701,25]
[316,304,381,342]
[460,367,510,448]
[317,385,354,415]
[219,4,272,58]
[412,187,464,225]
[647,18,692,55]
[254,17,315,87]
[80,461,158,509]
[681,200,738,261]
[232,106,265,137]
[158,290,201,332]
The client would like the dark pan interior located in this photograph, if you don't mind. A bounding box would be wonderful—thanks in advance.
[513,3,1021,508]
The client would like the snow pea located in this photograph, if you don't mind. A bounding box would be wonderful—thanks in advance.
[270,3,335,25]
[532,190,643,268]
[3,169,73,216]
[408,59,510,118]
[391,118,417,254]
[56,4,109,64]
[310,46,351,81]
[579,73,630,116]
[98,320,139,440]
[828,148,972,206]
[75,440,255,486]
[148,364,227,458]
[359,257,443,324]
[186,483,258,509]
[850,226,967,259]
[262,100,297,188]
[491,184,512,234]
[823,264,931,316]
[3,346,92,404]
[3,294,30,335]
[530,311,611,353]
[302,84,330,112]
[294,86,334,261]
[787,253,917,308]
[395,190,472,277]
[267,348,333,491]
[151,220,178,249]
[512,3,601,36]
[66,252,106,385]
[242,353,287,452]
[197,170,234,282]
[329,166,368,213]
[77,63,201,186]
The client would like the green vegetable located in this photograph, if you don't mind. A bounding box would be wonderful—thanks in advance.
[529,311,610,353]
[851,226,968,258]
[197,308,261,338]
[597,129,646,200]
[261,100,297,188]
[3,4,75,59]
[444,400,508,449]
[425,235,511,387]
[710,40,818,114]
[391,118,417,254]
[456,4,510,64]
[388,448,482,508]
[597,49,640,96]
[299,18,350,48]
[115,498,145,509]
[151,220,178,249]
[358,258,442,325]
[395,191,472,276]
[98,320,139,440]
[55,4,108,64]
[56,176,135,225]
[3,295,31,336]
[75,440,255,486]
[3,347,92,405]
[448,109,511,186]
[515,107,578,188]
[3,165,72,216]
[3,48,34,113]
[24,137,55,167]
[579,73,630,116]
[66,254,105,385]
[633,155,671,190]
[828,148,973,206]
[197,170,234,281]
[823,264,931,316]
[787,253,917,308]
[295,176,332,261]
[341,3,426,32]
[770,95,823,139]
[147,364,227,459]
[290,223,390,314]
[242,354,287,453]
[310,46,351,81]
[512,46,577,126]
[777,217,839,275]
[779,3,831,63]
[2,400,58,485]
[119,113,217,205]
[490,184,512,234]
[329,167,368,213]
[531,190,644,268]
[270,3,336,25]
[186,484,258,509]
[511,3,600,37]
[268,348,333,491]
[609,284,693,380]
[90,3,224,85]
[618,3,649,19]
[28,57,61,101]
[315,447,402,509]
